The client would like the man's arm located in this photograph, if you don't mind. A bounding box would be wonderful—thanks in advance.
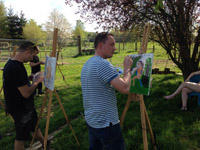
[18,74,44,98]
[186,70,200,81]
[30,61,44,67]
[110,56,133,94]
[110,71,131,94]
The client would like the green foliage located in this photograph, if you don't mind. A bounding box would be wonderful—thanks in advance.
[7,7,27,39]
[73,20,87,39]
[0,1,8,38]
[23,19,47,44]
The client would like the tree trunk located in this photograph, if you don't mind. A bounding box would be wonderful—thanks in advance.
[179,58,199,81]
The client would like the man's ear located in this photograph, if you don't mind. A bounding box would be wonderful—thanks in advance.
[98,42,103,49]
[26,50,31,54]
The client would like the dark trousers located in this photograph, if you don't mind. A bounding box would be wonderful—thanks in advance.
[34,82,43,95]
[87,123,126,150]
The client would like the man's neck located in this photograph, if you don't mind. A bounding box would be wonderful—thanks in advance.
[94,49,105,59]
[12,53,24,63]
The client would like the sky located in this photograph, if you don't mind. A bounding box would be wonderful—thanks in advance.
[3,0,102,32]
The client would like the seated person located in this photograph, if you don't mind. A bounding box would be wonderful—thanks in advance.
[164,70,200,111]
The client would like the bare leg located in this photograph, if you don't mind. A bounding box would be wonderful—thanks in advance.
[164,82,200,100]
[164,82,184,99]
[14,140,24,150]
[181,88,192,110]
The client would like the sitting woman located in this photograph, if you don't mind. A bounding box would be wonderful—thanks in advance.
[164,70,200,111]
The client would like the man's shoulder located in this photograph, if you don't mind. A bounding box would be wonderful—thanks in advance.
[4,60,23,73]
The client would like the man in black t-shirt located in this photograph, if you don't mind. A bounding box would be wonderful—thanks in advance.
[3,42,46,150]
[30,53,44,95]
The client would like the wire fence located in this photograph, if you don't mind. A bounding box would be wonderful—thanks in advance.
[0,37,178,73]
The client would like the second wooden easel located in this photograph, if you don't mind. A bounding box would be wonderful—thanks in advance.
[120,23,157,150]
[30,28,80,150]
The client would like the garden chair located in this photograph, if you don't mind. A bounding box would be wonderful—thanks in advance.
[188,74,200,105]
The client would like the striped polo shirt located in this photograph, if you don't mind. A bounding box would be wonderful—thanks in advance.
[81,56,119,128]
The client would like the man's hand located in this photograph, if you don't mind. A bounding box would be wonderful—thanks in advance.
[124,56,133,74]
[34,72,44,84]
[40,61,45,65]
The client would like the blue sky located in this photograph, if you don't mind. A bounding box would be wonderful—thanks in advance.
[3,0,102,32]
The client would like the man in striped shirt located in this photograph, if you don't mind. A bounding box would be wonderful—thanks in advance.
[81,32,133,150]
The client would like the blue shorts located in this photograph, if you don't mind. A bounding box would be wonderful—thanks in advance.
[11,109,38,141]
[87,122,126,150]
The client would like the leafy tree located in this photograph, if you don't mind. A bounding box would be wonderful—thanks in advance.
[23,19,46,44]
[44,9,72,46]
[65,0,200,80]
[73,20,87,39]
[0,1,8,38]
[7,7,27,39]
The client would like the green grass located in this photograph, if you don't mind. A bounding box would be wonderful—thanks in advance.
[1,45,198,150]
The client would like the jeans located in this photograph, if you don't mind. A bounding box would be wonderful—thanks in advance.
[87,123,126,150]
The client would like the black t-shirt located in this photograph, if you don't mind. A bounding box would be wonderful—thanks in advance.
[31,56,41,73]
[3,59,34,115]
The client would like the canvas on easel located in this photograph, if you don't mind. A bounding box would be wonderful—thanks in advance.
[44,55,57,91]
[130,53,154,95]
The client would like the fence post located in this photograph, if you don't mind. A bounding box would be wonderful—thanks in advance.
[135,41,137,52]
[77,36,82,55]
[153,45,155,53]
[118,42,120,53]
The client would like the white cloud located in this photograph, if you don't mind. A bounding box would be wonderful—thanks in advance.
[3,0,103,32]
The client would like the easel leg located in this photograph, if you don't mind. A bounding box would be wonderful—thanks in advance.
[0,100,5,111]
[140,96,148,150]
[57,64,68,87]
[120,93,136,126]
[44,91,53,150]
[30,90,49,150]
[144,104,157,150]
[54,89,80,146]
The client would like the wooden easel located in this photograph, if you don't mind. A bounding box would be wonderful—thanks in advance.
[30,28,80,150]
[120,23,157,150]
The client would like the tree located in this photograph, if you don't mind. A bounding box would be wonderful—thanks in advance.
[65,0,200,80]
[73,20,87,39]
[0,1,9,38]
[44,9,72,46]
[19,11,27,38]
[7,7,27,39]
[23,19,46,44]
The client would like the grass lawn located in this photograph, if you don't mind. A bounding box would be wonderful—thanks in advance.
[0,47,199,150]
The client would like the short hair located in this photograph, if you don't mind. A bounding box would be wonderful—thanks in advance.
[18,42,39,53]
[94,32,114,49]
